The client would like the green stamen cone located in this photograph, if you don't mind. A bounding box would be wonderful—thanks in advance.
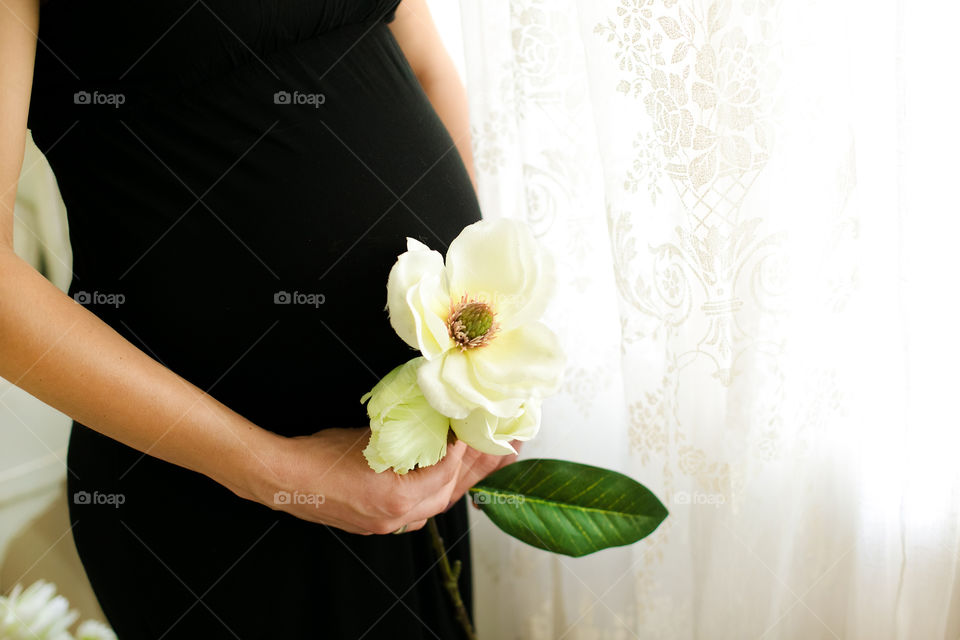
[458,303,494,340]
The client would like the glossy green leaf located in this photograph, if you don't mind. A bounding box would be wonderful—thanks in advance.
[469,459,667,558]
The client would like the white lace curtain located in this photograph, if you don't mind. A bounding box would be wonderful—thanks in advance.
[460,0,960,638]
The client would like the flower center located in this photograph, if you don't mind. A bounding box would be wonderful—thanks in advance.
[448,296,499,351]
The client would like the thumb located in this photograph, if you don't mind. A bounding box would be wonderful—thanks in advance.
[409,439,467,494]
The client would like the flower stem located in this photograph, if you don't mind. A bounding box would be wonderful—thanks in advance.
[427,517,477,640]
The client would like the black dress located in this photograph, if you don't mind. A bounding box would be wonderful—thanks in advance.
[27,1,480,638]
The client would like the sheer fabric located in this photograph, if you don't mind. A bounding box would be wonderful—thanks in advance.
[461,1,960,637]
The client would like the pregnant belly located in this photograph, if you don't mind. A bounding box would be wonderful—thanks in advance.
[39,24,481,435]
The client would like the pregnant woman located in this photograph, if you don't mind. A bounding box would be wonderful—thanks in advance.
[1,0,513,637]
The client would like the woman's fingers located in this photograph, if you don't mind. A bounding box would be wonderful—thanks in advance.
[279,429,500,536]
[403,438,467,494]
[444,442,525,511]
[403,519,428,533]
[404,453,463,523]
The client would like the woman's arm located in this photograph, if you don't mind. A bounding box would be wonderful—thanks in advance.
[389,0,476,189]
[0,0,465,535]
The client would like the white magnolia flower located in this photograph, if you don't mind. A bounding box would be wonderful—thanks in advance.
[386,218,566,434]
[0,581,77,640]
[76,620,117,640]
[361,357,451,474]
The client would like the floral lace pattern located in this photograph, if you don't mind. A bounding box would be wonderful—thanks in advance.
[463,0,862,637]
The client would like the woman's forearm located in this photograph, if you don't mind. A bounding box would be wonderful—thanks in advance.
[0,247,284,499]
[0,0,282,504]
[0,249,475,534]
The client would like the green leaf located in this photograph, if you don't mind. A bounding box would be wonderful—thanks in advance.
[469,459,668,557]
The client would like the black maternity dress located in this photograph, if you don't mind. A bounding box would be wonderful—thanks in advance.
[27,1,480,637]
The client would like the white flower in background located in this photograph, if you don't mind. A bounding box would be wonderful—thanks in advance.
[386,218,566,441]
[0,581,116,640]
[362,357,451,474]
[0,581,77,640]
[76,620,117,640]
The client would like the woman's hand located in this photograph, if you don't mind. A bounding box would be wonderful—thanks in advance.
[446,441,524,512]
[256,427,468,535]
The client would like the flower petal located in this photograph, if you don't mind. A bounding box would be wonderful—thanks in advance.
[386,238,450,353]
[444,218,556,331]
[363,402,450,475]
[361,357,421,419]
[418,349,527,419]
[451,410,517,455]
[405,272,454,359]
[467,322,566,400]
[416,353,475,419]
[504,400,542,441]
[77,620,119,640]
[362,436,394,473]
[362,358,452,475]
[451,400,542,456]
